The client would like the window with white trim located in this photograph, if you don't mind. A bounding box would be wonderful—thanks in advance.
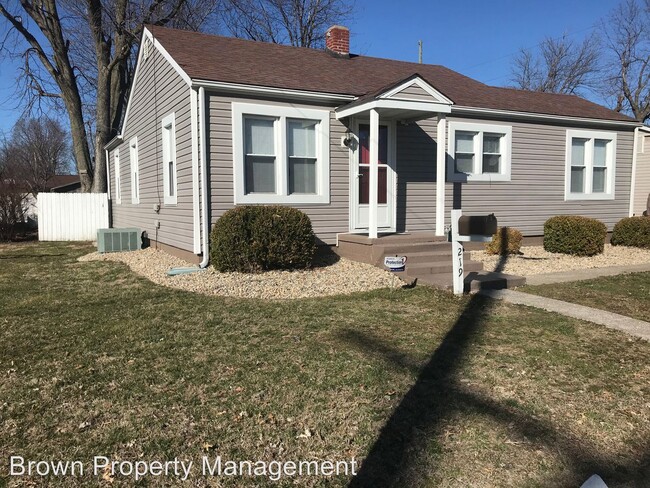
[162,113,177,205]
[448,122,512,182]
[114,149,121,204]
[129,136,139,204]
[565,130,616,200]
[233,103,330,204]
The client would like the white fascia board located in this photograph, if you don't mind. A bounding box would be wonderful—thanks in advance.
[336,99,451,119]
[192,79,356,103]
[451,105,640,129]
[119,28,192,140]
[380,76,454,105]
[104,135,123,150]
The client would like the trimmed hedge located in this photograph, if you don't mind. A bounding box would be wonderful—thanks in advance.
[210,205,316,273]
[611,216,650,249]
[543,216,607,256]
[485,227,524,255]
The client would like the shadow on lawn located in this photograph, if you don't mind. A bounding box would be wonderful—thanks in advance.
[346,228,649,487]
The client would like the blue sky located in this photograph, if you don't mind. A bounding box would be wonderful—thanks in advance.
[0,0,616,135]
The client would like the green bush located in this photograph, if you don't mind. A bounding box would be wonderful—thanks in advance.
[611,216,650,249]
[485,227,524,255]
[543,216,607,256]
[210,205,316,272]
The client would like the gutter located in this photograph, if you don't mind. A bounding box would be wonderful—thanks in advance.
[198,86,210,268]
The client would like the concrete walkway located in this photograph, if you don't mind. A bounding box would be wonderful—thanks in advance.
[525,263,650,286]
[480,289,650,341]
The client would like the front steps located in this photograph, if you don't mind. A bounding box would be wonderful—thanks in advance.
[337,232,525,292]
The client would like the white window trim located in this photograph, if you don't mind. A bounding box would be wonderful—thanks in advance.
[447,121,512,182]
[114,148,121,204]
[565,129,616,201]
[129,136,140,204]
[162,112,178,205]
[232,102,330,205]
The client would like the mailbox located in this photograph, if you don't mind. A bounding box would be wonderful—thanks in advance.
[458,213,497,236]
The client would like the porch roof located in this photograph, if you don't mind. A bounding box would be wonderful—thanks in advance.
[335,75,452,120]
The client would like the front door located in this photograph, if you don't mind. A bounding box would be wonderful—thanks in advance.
[352,121,396,232]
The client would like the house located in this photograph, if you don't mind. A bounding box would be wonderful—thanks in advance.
[105,25,648,269]
[21,174,81,225]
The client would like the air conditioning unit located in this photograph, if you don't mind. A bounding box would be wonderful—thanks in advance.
[97,228,142,253]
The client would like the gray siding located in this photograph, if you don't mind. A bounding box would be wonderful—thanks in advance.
[107,46,195,252]
[442,116,635,234]
[207,94,350,244]
[633,134,650,215]
[390,84,434,102]
[395,118,437,232]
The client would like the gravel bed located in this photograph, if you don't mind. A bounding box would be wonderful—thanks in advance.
[78,248,400,299]
[472,244,650,276]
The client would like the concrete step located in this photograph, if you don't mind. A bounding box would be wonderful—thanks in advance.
[395,250,472,265]
[407,260,484,276]
[378,241,451,255]
[416,271,526,293]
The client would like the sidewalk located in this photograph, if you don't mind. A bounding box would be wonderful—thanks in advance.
[480,289,650,341]
[525,263,650,286]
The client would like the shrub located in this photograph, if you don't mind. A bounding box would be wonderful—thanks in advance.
[543,216,607,256]
[611,217,650,249]
[210,205,316,272]
[484,227,524,255]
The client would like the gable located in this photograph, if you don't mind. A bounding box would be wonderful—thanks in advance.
[380,77,454,105]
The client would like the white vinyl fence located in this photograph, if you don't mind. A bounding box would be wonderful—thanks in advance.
[38,193,109,241]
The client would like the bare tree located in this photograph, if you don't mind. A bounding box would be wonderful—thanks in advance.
[221,0,353,48]
[0,144,28,241]
[0,0,218,193]
[602,0,650,123]
[5,116,71,193]
[511,34,601,95]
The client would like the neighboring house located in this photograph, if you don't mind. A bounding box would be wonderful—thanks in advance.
[105,25,648,265]
[23,175,81,224]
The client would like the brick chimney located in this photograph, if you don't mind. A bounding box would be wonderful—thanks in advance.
[326,25,350,57]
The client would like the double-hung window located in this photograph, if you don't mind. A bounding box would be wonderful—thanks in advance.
[233,103,330,204]
[565,130,616,200]
[162,113,177,205]
[448,122,512,182]
[130,136,139,204]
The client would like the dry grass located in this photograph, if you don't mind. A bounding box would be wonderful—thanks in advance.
[524,272,650,323]
[1,242,649,487]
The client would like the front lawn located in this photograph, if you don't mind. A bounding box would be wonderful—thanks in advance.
[525,272,650,323]
[1,242,649,487]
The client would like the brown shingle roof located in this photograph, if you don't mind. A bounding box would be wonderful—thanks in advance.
[149,25,634,123]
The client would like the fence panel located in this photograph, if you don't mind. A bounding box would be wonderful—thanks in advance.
[37,193,109,241]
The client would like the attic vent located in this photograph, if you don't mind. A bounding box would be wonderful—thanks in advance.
[97,228,142,253]
[143,39,151,61]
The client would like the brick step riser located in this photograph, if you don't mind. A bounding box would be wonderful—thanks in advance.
[378,243,453,254]
[393,252,473,265]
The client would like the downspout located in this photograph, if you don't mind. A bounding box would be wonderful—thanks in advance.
[167,88,209,276]
[105,148,112,228]
[629,126,640,217]
[198,86,210,268]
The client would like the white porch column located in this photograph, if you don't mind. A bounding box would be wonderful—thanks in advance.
[369,108,379,239]
[436,114,447,236]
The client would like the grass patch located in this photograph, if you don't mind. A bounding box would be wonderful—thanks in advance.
[0,242,649,487]
[524,272,650,322]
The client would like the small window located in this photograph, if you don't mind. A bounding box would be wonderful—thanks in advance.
[233,103,330,204]
[161,113,177,205]
[114,149,121,204]
[130,137,139,204]
[565,130,616,200]
[448,122,512,182]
